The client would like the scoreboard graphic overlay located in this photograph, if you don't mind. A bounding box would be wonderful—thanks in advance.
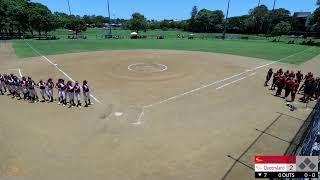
[255,156,319,178]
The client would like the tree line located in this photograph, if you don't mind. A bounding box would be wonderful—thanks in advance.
[1,0,320,38]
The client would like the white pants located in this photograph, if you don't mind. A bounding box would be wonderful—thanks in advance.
[61,91,66,100]
[15,86,21,94]
[22,88,28,94]
[75,92,81,101]
[83,92,90,101]
[9,85,14,91]
[29,89,36,97]
[58,90,62,97]
[47,89,53,97]
[40,89,46,96]
[69,92,74,100]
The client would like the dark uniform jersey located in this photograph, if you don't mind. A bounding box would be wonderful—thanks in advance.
[83,84,89,92]
[74,84,81,93]
[38,82,46,89]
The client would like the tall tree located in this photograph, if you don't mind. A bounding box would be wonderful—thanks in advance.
[247,5,270,34]
[28,2,56,36]
[129,12,147,33]
[65,16,86,37]
[272,21,291,41]
[270,8,291,29]
[192,9,224,33]
[191,6,198,18]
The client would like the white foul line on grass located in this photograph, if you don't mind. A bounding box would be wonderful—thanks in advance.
[133,47,315,125]
[25,42,102,104]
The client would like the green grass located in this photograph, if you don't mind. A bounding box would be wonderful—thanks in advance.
[13,38,320,64]
[50,28,267,40]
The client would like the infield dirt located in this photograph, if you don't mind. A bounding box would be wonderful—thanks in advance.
[0,42,319,180]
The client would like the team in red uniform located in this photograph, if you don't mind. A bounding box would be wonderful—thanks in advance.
[266,69,319,103]
[0,74,94,108]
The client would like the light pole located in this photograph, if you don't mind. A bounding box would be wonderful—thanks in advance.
[66,0,72,15]
[106,0,112,37]
[272,0,276,11]
[267,0,277,35]
[258,0,261,7]
[222,0,231,40]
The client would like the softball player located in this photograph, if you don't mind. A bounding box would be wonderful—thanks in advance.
[67,81,75,108]
[8,75,14,96]
[0,74,4,95]
[38,80,46,102]
[60,80,67,106]
[28,79,37,103]
[21,77,29,100]
[47,78,54,102]
[74,81,82,107]
[82,80,91,107]
[56,79,62,104]
[4,75,9,95]
[13,76,22,100]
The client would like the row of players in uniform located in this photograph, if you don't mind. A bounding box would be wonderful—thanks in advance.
[264,69,320,103]
[0,74,92,108]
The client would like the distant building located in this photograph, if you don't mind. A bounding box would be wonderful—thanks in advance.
[104,23,123,29]
[292,12,312,32]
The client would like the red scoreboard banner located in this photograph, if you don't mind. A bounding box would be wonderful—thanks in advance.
[255,156,319,179]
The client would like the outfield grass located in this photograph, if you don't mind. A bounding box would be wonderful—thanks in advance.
[51,28,266,40]
[13,38,320,64]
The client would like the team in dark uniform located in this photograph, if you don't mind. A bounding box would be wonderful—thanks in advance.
[266,69,320,103]
[0,74,93,108]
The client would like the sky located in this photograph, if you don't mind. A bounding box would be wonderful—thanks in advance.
[32,0,318,20]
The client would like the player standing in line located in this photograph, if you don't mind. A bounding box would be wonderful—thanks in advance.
[284,70,290,78]
[291,80,300,102]
[67,81,75,108]
[4,75,9,94]
[284,77,294,101]
[302,77,314,103]
[28,78,37,103]
[60,79,67,106]
[38,80,47,102]
[299,72,313,94]
[7,75,14,96]
[296,71,304,84]
[1,74,7,94]
[82,80,91,107]
[56,79,62,104]
[0,74,4,95]
[46,78,54,102]
[74,81,82,108]
[264,68,273,87]
[13,76,22,100]
[21,77,29,100]
[276,74,286,97]
[5,75,10,95]
[289,71,295,79]
[271,69,282,90]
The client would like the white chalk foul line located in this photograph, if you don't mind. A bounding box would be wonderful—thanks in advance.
[25,42,102,104]
[216,72,256,90]
[18,69,22,78]
[8,68,23,78]
[133,47,315,125]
